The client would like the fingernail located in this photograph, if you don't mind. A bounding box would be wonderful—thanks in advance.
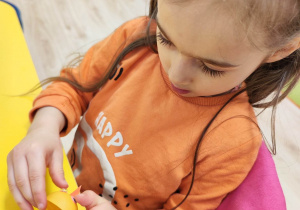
[38,203,44,210]
[75,194,84,199]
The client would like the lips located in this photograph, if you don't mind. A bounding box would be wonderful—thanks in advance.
[171,83,191,94]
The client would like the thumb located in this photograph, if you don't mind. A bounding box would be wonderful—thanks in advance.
[75,190,115,210]
[48,150,68,189]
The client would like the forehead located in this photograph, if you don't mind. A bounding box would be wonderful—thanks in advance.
[157,0,260,64]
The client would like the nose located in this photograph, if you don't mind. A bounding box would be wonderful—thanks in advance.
[168,54,195,86]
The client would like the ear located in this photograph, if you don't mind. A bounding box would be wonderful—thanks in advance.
[265,37,300,63]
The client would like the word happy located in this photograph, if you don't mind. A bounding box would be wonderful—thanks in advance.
[95,112,133,157]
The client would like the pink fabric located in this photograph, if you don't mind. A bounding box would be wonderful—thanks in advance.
[217,141,286,210]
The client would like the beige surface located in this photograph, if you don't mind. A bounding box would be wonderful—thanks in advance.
[11,0,300,209]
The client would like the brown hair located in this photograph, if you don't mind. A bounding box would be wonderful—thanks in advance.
[38,0,300,208]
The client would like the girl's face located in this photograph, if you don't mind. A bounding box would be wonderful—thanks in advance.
[156,0,270,97]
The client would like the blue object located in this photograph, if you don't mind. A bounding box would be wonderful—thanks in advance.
[0,0,23,30]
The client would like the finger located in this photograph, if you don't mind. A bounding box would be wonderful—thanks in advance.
[75,190,105,209]
[7,154,34,210]
[11,153,36,207]
[27,152,47,210]
[48,149,68,189]
[75,191,116,210]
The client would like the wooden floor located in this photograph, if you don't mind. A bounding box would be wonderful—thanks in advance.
[11,1,300,209]
[12,0,149,80]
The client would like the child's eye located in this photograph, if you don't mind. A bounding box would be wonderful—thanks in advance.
[157,31,225,78]
[202,65,225,77]
[157,32,173,47]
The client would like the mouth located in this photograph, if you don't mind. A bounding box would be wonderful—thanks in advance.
[171,83,191,95]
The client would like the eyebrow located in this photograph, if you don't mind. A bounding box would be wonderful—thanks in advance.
[156,18,240,68]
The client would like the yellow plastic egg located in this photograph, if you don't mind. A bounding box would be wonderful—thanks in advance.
[46,187,80,210]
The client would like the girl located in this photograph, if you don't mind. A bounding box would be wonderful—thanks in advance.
[7,0,300,209]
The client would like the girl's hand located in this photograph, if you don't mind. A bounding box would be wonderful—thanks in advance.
[7,107,68,210]
[75,190,117,210]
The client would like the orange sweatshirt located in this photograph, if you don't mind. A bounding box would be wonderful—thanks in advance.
[30,17,261,210]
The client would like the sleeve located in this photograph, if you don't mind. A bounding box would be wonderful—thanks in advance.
[163,117,262,210]
[29,17,149,135]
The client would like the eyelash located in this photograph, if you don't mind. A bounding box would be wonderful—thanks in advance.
[157,32,173,47]
[202,65,225,77]
[157,32,225,78]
